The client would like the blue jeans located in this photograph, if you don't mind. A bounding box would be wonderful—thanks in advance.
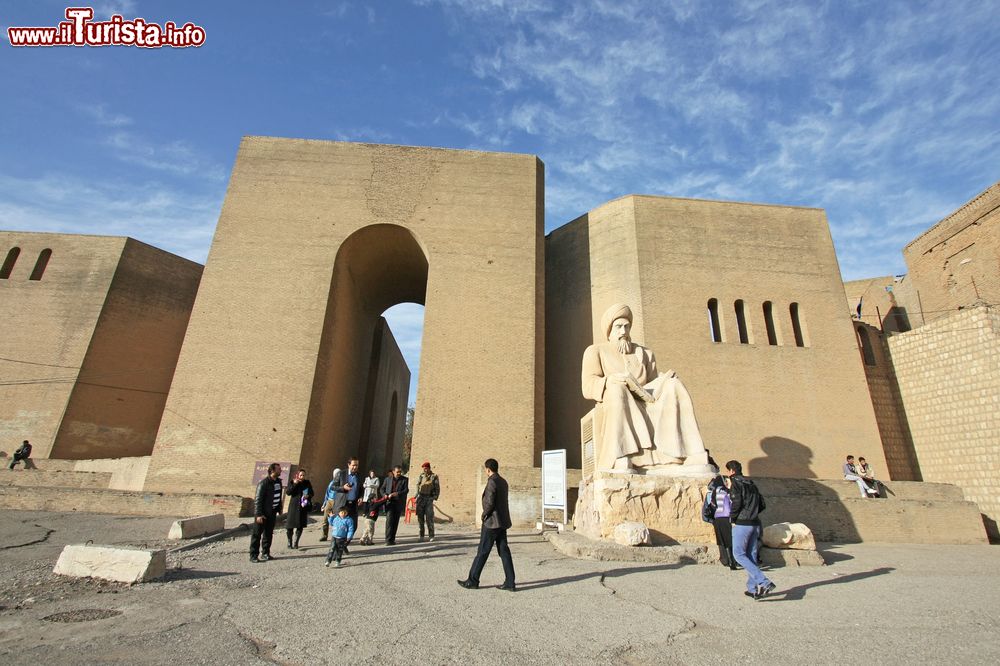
[732,523,771,593]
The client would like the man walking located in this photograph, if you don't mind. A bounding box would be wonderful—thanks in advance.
[380,465,409,545]
[251,463,283,563]
[321,458,360,541]
[7,440,31,470]
[414,461,440,542]
[458,458,515,591]
[725,460,774,599]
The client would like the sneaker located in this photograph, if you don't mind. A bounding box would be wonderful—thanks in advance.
[250,556,260,564]
[744,590,758,599]
[757,582,776,599]
[319,536,328,542]
[428,536,435,542]
[259,554,270,562]
[324,560,331,568]
[418,536,426,542]
[335,561,342,568]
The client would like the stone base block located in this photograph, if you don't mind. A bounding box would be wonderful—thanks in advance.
[760,546,825,567]
[53,544,166,583]
[762,522,817,550]
[168,513,226,539]
[574,471,716,545]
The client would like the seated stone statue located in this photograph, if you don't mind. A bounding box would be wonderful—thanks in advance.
[582,303,710,473]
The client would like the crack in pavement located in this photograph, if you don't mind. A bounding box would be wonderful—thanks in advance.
[0,524,55,551]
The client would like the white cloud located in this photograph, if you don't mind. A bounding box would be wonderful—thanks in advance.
[0,173,220,263]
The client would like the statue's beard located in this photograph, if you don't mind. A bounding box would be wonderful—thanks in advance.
[616,336,632,355]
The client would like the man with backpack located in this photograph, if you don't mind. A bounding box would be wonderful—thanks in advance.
[725,460,775,600]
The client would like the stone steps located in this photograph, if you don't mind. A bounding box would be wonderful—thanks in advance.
[0,468,113,489]
[0,486,252,518]
[752,477,986,544]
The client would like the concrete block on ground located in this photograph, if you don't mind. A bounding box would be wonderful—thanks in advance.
[53,544,166,583]
[168,513,225,539]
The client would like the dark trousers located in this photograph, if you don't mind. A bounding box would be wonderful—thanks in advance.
[346,500,359,533]
[384,501,403,543]
[250,515,276,558]
[8,455,27,470]
[416,496,435,538]
[285,527,302,547]
[327,537,348,563]
[712,517,735,568]
[467,526,515,587]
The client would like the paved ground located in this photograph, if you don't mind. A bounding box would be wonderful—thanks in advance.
[1,510,998,665]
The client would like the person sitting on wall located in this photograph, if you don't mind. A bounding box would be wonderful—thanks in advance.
[857,457,881,497]
[843,455,878,498]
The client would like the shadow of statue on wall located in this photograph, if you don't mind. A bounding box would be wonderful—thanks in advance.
[747,436,816,479]
[748,435,862,544]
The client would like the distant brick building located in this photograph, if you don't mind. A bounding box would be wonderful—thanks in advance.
[848,180,1000,539]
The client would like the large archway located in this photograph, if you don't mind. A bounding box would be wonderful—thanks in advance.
[145,138,544,523]
[300,223,427,486]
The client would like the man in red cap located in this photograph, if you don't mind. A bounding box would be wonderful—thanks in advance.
[413,461,440,542]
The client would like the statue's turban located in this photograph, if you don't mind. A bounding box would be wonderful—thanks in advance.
[601,303,633,340]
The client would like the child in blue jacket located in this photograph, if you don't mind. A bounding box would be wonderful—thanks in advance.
[326,506,355,567]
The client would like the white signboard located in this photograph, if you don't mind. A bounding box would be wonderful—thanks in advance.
[541,449,567,527]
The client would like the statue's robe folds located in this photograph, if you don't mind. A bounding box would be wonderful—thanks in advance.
[582,342,707,471]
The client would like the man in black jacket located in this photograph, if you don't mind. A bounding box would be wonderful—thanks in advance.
[380,465,408,545]
[726,460,775,600]
[250,463,283,563]
[7,440,31,470]
[458,458,516,591]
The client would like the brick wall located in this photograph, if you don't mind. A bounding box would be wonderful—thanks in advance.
[887,304,1000,539]
[902,181,1000,322]
[854,322,921,480]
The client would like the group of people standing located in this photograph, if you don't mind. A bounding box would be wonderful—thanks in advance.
[248,458,441,566]
[703,460,776,600]
[247,456,518,592]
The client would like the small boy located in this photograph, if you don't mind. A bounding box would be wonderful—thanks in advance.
[325,506,355,567]
[359,495,388,545]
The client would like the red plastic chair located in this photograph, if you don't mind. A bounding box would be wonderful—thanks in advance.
[404,497,417,523]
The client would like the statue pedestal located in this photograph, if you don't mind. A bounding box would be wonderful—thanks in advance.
[574,470,717,545]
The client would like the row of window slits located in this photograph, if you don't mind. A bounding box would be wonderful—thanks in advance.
[707,298,807,347]
[0,247,52,280]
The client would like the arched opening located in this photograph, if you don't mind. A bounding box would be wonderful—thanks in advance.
[763,301,779,346]
[707,298,722,342]
[856,325,876,366]
[29,248,52,281]
[301,224,428,489]
[0,247,20,279]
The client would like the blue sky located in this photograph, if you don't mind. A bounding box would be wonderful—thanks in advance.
[2,0,998,404]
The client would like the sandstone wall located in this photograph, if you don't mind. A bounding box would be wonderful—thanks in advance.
[546,196,888,479]
[51,239,202,458]
[357,317,410,476]
[145,138,544,522]
[886,304,1000,539]
[901,181,1000,322]
[854,322,921,480]
[0,233,124,458]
